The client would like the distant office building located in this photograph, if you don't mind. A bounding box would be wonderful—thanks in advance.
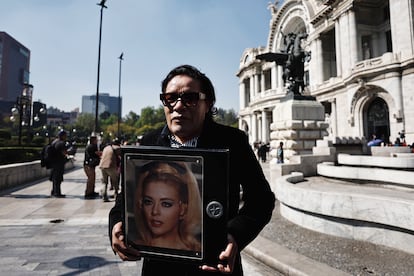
[0,32,31,121]
[0,32,30,102]
[82,93,122,116]
[46,106,79,128]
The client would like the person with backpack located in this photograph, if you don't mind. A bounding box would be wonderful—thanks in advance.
[40,142,55,169]
[50,130,68,198]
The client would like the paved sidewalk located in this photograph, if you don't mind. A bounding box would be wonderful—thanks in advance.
[0,157,280,276]
[1,156,414,275]
[0,160,142,275]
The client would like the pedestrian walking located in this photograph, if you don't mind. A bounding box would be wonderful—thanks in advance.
[277,142,284,164]
[99,138,121,202]
[83,135,101,199]
[258,142,269,162]
[49,130,68,197]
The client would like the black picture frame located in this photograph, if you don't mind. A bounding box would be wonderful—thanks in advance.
[122,146,229,265]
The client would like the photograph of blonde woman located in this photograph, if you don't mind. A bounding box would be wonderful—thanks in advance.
[133,160,202,254]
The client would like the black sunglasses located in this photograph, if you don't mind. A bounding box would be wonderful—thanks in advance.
[160,91,206,107]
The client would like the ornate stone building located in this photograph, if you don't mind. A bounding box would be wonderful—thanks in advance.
[237,0,414,149]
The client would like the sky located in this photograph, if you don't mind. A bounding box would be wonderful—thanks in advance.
[1,0,278,116]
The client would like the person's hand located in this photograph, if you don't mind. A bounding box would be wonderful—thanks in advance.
[200,234,238,274]
[112,222,141,261]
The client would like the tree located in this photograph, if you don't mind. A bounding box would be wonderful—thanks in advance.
[214,108,238,127]
[100,111,111,120]
[124,111,140,127]
[135,121,165,136]
[136,106,165,128]
[101,114,118,128]
[74,113,95,138]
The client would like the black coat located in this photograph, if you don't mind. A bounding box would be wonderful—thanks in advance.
[109,119,275,276]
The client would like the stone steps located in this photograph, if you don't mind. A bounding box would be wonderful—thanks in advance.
[337,153,414,169]
[274,172,414,255]
[317,153,414,186]
[318,162,414,186]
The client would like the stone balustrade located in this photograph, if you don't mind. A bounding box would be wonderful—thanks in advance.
[369,146,411,156]
[0,159,75,192]
[338,153,414,169]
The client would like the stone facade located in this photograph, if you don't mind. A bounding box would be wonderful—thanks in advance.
[237,0,414,153]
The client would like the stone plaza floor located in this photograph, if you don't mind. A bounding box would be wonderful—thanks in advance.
[0,156,279,276]
[1,155,414,275]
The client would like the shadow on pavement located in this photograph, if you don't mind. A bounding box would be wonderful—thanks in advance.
[62,256,118,276]
[3,194,50,199]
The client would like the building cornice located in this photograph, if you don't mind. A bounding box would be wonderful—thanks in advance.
[310,3,334,25]
[267,1,303,51]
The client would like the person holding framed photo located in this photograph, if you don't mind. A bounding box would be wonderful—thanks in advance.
[109,64,275,275]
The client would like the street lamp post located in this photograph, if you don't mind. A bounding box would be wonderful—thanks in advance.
[10,84,34,146]
[94,0,108,134]
[117,52,123,139]
[11,102,24,146]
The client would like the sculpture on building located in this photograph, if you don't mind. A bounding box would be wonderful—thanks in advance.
[256,31,311,97]
[281,32,311,96]
[267,1,279,15]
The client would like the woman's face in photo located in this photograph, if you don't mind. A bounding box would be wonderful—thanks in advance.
[142,180,185,238]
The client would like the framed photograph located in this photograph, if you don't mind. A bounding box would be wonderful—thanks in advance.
[122,146,229,265]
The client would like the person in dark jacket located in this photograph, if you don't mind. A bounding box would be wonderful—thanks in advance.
[50,130,68,197]
[109,64,275,275]
[83,135,101,199]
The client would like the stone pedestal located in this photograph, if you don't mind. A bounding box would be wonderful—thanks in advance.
[269,96,328,163]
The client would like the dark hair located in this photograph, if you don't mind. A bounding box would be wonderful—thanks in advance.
[112,138,121,145]
[161,64,217,118]
[58,130,67,137]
